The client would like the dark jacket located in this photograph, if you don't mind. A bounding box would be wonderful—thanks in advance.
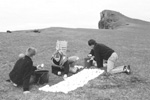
[90,43,114,68]
[9,55,37,91]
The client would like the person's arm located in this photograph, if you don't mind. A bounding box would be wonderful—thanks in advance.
[87,49,95,61]
[22,61,34,92]
[94,48,103,68]
[23,75,30,91]
[89,49,94,56]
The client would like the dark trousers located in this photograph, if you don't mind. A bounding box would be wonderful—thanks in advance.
[51,61,70,75]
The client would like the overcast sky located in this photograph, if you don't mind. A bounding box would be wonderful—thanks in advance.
[0,0,149,32]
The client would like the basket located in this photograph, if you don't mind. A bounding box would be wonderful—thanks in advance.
[34,70,49,85]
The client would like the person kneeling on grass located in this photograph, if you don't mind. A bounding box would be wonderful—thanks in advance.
[7,47,43,94]
[87,39,131,75]
[51,50,80,79]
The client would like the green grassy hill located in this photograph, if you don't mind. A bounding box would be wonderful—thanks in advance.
[1,22,150,99]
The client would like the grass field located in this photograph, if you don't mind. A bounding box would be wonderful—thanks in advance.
[1,24,150,100]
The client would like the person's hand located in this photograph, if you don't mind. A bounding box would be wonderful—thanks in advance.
[37,64,44,70]
[103,63,107,67]
[23,91,30,94]
[87,56,94,62]
[87,54,92,57]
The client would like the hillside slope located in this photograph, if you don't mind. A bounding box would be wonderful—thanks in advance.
[0,19,150,99]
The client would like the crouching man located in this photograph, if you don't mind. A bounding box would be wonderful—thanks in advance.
[51,50,80,79]
[8,47,39,94]
[87,39,131,75]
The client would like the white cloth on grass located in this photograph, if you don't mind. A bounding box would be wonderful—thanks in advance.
[39,69,104,94]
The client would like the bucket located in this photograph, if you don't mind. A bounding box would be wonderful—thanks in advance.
[84,57,93,68]
[34,70,49,85]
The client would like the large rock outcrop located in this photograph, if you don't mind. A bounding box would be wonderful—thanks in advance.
[98,10,130,29]
[98,10,150,29]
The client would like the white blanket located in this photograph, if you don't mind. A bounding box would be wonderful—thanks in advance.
[39,69,104,94]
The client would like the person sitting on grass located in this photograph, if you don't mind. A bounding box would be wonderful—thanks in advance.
[7,47,42,94]
[87,39,131,75]
[51,50,80,79]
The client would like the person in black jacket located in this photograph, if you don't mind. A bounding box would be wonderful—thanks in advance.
[8,47,38,94]
[51,50,80,79]
[88,39,131,75]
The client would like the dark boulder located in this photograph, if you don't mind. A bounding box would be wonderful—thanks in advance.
[6,30,12,33]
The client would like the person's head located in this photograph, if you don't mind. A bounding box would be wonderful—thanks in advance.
[88,39,96,49]
[26,47,37,57]
[53,50,62,62]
